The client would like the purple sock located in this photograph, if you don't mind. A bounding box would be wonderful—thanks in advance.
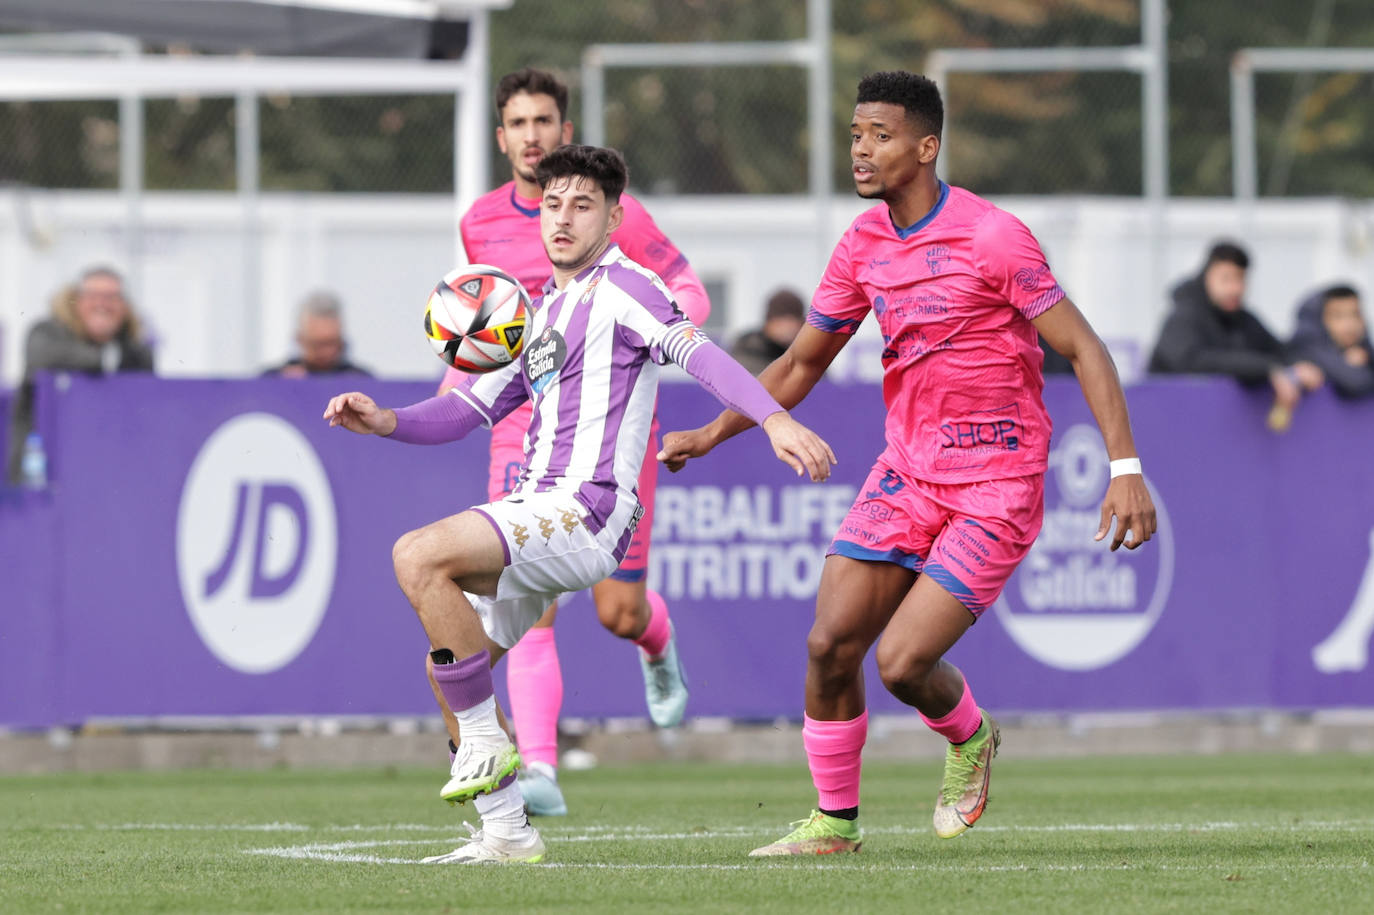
[432,649,493,713]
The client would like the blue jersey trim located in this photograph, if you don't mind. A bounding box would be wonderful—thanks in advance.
[892,181,949,239]
[922,561,985,614]
[609,566,647,583]
[807,311,863,334]
[509,186,540,217]
[828,540,924,571]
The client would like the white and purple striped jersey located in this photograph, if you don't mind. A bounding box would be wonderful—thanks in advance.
[446,243,775,539]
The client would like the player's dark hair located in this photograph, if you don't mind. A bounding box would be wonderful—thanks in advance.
[495,67,569,121]
[1204,240,1250,271]
[536,144,628,202]
[1321,283,1360,304]
[856,70,943,138]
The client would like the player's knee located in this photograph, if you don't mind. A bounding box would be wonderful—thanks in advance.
[392,528,433,596]
[806,624,865,674]
[874,642,936,694]
[596,595,642,639]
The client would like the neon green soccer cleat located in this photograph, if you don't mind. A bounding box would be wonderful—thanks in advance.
[932,710,1000,839]
[748,810,862,857]
[440,737,521,806]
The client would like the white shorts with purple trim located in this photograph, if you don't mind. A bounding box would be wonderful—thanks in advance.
[466,489,632,648]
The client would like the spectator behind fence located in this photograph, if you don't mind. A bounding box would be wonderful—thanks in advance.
[1287,284,1374,400]
[730,288,806,375]
[1147,240,1323,431]
[262,291,371,378]
[6,266,155,484]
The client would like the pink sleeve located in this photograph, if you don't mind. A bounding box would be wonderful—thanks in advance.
[807,226,867,335]
[663,259,711,326]
[972,208,1065,319]
[612,193,704,310]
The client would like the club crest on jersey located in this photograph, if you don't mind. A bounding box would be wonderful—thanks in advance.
[579,276,602,305]
[524,327,567,394]
[925,245,951,275]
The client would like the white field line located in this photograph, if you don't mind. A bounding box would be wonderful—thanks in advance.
[51,819,1374,839]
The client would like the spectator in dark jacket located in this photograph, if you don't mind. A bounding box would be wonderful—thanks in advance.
[731,288,806,375]
[1288,284,1374,399]
[262,291,371,377]
[1148,240,1323,430]
[7,266,155,482]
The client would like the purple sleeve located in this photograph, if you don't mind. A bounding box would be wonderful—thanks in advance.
[386,392,485,444]
[679,337,785,427]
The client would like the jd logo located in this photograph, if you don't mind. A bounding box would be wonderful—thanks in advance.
[176,413,337,674]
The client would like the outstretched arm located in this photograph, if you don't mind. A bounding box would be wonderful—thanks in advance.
[1034,297,1157,551]
[324,390,487,444]
[658,323,848,472]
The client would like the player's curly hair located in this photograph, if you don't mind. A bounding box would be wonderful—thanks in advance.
[495,67,569,121]
[535,144,629,202]
[857,70,943,138]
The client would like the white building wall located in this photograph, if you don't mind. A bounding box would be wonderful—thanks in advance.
[2,190,1372,387]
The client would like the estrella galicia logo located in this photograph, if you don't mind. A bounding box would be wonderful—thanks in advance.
[992,424,1174,671]
[925,245,951,275]
[176,413,337,674]
[524,327,567,394]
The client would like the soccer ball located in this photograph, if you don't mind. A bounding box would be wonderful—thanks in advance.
[423,265,530,373]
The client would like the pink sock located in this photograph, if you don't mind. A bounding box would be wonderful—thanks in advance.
[803,711,868,812]
[633,589,671,658]
[505,627,562,768]
[920,677,983,744]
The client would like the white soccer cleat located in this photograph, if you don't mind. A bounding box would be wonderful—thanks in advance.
[440,735,521,806]
[421,822,545,865]
[639,622,688,728]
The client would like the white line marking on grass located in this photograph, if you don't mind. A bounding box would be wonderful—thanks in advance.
[243,838,1373,872]
[54,818,1374,839]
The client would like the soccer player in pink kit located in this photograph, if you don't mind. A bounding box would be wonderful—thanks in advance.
[325,144,834,863]
[433,69,711,817]
[660,71,1157,855]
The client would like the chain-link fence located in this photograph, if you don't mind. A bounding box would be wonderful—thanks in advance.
[4,2,1374,196]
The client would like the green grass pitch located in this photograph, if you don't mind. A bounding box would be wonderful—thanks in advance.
[2,753,1371,913]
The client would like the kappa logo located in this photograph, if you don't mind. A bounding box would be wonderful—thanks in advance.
[459,278,483,298]
[176,413,337,674]
[558,507,583,534]
[511,523,529,549]
[535,514,555,542]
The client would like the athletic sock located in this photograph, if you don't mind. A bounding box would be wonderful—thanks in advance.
[804,710,868,814]
[431,649,504,742]
[634,589,671,659]
[920,677,983,744]
[473,774,527,838]
[505,627,562,768]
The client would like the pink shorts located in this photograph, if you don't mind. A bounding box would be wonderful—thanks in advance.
[828,462,1044,616]
[488,417,659,583]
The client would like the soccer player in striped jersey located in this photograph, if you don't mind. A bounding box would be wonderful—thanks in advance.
[323,144,835,864]
[660,71,1156,856]
[438,68,712,817]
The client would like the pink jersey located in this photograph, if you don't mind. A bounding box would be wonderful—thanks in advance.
[452,181,710,455]
[812,182,1064,484]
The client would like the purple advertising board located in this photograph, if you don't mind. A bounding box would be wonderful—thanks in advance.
[1,373,1371,728]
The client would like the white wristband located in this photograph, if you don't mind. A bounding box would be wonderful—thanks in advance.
[1109,457,1142,479]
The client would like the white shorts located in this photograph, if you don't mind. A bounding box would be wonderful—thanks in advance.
[465,489,631,648]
